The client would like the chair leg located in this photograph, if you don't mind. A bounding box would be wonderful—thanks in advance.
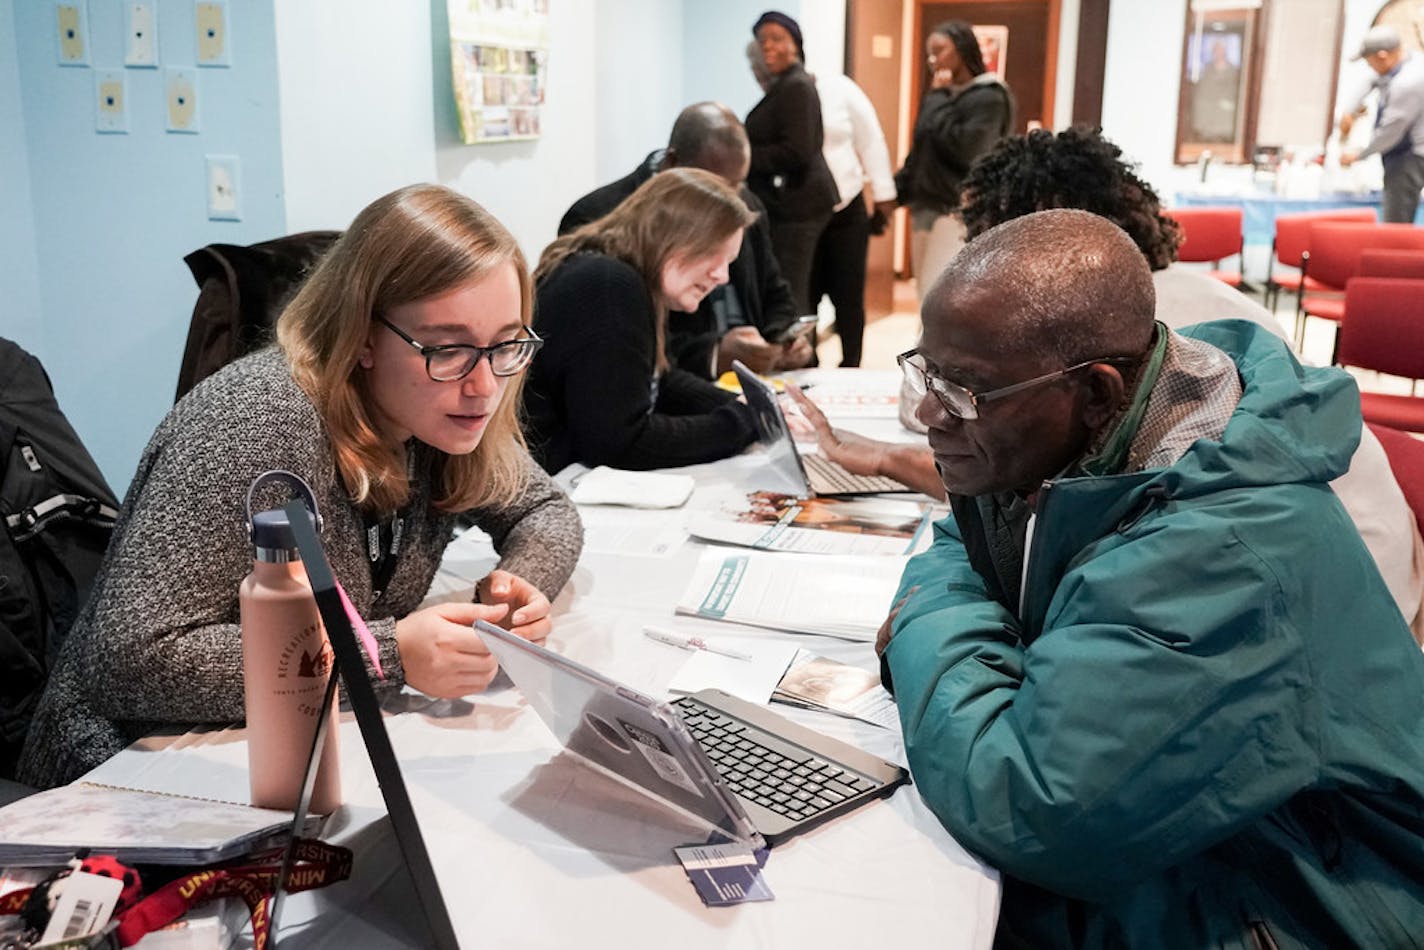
[1330,325,1341,366]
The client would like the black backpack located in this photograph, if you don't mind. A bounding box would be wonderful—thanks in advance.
[0,339,119,779]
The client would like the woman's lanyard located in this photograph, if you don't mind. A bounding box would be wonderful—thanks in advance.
[365,450,415,601]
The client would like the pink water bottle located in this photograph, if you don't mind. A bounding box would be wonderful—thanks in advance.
[240,471,341,814]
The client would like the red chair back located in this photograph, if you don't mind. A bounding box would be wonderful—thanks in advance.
[1359,248,1424,279]
[1367,423,1424,535]
[1338,277,1424,379]
[1167,207,1244,263]
[1306,223,1424,291]
[1274,208,1375,268]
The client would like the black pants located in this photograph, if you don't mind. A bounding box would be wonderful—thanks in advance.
[810,192,871,367]
[769,214,831,316]
[1382,152,1424,224]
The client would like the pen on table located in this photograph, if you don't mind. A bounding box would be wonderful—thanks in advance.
[642,625,752,661]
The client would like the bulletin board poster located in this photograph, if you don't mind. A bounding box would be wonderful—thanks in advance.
[448,0,549,144]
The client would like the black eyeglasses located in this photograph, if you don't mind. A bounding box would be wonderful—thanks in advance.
[377,316,543,382]
[897,349,1137,421]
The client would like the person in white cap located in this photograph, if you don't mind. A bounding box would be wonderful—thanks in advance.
[1340,25,1424,223]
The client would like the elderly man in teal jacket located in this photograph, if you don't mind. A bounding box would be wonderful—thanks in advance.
[883,208,1424,947]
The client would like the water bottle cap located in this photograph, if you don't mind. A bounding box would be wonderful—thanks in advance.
[251,508,319,560]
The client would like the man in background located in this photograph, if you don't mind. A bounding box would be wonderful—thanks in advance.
[1340,26,1424,223]
[560,102,813,378]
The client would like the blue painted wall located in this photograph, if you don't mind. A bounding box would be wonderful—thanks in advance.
[0,3,43,355]
[682,1,801,122]
[8,0,285,492]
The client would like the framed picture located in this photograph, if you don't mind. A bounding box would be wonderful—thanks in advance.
[972,25,1008,79]
[1175,4,1262,164]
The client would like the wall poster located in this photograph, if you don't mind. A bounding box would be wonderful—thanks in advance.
[448,0,549,144]
[972,25,1008,79]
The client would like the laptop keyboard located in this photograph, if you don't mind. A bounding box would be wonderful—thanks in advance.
[672,696,878,822]
[802,453,909,495]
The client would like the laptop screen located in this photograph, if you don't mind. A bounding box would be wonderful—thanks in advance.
[731,361,811,496]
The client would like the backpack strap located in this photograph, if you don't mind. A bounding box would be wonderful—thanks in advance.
[5,494,119,542]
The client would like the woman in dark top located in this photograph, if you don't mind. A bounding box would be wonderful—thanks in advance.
[744,10,838,314]
[523,168,761,473]
[895,19,1014,304]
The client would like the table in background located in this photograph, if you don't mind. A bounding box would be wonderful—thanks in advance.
[84,369,999,949]
[1173,190,1389,247]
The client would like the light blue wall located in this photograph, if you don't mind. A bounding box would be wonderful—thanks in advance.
[0,2,43,356]
[594,0,685,183]
[10,0,285,493]
[683,1,801,122]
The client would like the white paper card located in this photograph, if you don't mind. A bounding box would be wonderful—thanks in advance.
[38,870,123,944]
[569,467,695,508]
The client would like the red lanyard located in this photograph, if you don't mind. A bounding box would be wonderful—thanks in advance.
[0,839,351,949]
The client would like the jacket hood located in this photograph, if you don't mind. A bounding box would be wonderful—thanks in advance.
[1162,319,1360,493]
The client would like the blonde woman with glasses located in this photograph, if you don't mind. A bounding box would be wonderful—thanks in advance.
[20,184,583,790]
[523,168,761,472]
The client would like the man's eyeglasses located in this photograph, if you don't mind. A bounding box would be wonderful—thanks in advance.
[897,349,1137,421]
[377,316,543,382]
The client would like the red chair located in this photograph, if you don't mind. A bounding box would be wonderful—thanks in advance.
[1298,223,1424,349]
[1360,248,1424,279]
[1265,208,1376,311]
[1367,423,1424,535]
[1336,276,1424,430]
[1166,207,1244,287]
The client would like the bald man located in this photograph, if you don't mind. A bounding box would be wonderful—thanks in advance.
[560,102,811,377]
[880,209,1424,946]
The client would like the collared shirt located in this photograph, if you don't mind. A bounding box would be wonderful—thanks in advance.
[814,73,897,211]
[1359,53,1424,161]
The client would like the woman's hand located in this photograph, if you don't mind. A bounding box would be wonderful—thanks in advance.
[476,570,552,645]
[395,602,507,698]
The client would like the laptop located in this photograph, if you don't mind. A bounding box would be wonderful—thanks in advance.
[475,620,908,849]
[732,361,913,497]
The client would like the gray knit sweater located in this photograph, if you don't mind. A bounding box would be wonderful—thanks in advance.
[18,348,583,789]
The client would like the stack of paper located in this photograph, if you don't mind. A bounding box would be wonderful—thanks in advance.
[674,548,906,641]
[687,491,933,557]
[772,649,900,729]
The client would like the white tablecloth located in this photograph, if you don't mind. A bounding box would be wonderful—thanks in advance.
[84,369,1000,949]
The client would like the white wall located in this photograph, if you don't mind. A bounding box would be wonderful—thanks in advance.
[0,1,42,355]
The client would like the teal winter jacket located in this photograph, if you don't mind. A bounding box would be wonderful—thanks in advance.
[885,321,1424,947]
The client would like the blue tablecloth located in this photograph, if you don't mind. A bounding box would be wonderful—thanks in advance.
[1173,192,1390,246]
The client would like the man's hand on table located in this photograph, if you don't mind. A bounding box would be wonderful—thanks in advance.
[717,326,782,375]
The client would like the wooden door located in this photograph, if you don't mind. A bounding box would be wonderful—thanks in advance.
[846,0,905,320]
[915,1,1058,134]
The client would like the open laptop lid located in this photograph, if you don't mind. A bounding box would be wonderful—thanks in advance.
[731,361,812,496]
[474,620,765,851]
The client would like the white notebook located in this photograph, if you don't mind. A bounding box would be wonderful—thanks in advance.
[674,548,907,641]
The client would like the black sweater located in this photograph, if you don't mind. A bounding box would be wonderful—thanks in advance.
[896,75,1014,215]
[745,63,838,223]
[523,253,758,473]
[558,152,798,378]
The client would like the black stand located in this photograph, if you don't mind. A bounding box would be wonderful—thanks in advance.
[283,501,460,949]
